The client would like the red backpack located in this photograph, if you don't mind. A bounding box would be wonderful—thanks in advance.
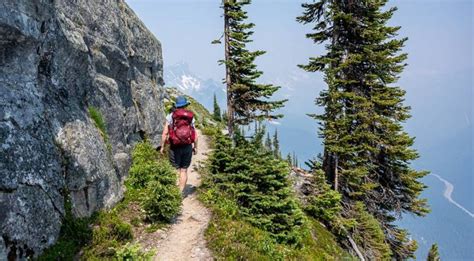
[168,108,196,145]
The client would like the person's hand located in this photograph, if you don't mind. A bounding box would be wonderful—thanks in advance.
[192,147,197,155]
[160,146,164,155]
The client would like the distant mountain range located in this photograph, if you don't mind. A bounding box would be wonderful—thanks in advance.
[164,62,226,111]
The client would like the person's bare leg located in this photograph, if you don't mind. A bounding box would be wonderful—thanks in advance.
[179,168,188,193]
[176,169,180,187]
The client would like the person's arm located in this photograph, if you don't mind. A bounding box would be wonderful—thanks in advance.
[192,130,198,155]
[160,121,169,154]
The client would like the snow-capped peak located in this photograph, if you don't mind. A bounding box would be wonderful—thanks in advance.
[179,74,201,91]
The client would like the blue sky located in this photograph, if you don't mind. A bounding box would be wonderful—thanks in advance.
[125,0,473,259]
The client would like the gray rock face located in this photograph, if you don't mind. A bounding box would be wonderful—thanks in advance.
[0,0,165,258]
[289,167,314,203]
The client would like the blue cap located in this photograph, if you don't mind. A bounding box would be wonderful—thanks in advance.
[175,96,190,108]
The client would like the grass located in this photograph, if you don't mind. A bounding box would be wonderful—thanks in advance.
[200,184,353,260]
[88,106,112,152]
[39,140,178,260]
[38,195,152,260]
[38,195,94,261]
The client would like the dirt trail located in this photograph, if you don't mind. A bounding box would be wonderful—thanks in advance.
[154,131,213,261]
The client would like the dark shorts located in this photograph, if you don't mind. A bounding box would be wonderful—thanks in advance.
[169,144,193,169]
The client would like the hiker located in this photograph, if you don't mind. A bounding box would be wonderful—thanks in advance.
[160,96,198,193]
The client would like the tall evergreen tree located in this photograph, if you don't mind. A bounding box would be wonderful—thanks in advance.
[298,0,429,259]
[221,0,287,136]
[427,244,441,261]
[222,110,228,124]
[264,132,273,152]
[292,152,299,168]
[272,129,281,158]
[286,153,292,167]
[213,93,222,122]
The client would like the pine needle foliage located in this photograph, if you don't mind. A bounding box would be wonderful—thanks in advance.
[221,0,287,133]
[213,93,222,122]
[200,128,353,259]
[298,0,429,258]
[207,130,304,244]
[272,129,281,158]
[350,202,392,260]
[304,159,342,223]
[427,243,441,261]
[265,132,273,152]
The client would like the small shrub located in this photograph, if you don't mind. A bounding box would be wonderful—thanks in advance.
[114,243,154,260]
[200,167,352,260]
[202,125,219,137]
[142,181,182,223]
[127,141,182,223]
[82,211,133,258]
[130,141,158,167]
[128,162,160,189]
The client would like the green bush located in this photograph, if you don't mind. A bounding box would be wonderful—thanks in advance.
[142,180,182,222]
[130,141,158,168]
[202,125,219,137]
[114,243,154,260]
[82,211,133,258]
[127,141,182,223]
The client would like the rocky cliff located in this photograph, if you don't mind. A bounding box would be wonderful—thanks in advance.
[0,0,165,258]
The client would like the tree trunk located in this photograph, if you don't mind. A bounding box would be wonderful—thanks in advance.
[224,0,234,137]
[347,234,366,261]
[334,154,339,191]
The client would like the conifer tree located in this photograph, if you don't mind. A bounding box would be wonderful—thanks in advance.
[427,244,441,261]
[221,0,287,136]
[209,131,304,243]
[292,152,299,168]
[286,153,292,167]
[222,110,228,124]
[272,129,281,158]
[213,93,222,122]
[305,161,342,223]
[264,132,272,152]
[298,0,429,258]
